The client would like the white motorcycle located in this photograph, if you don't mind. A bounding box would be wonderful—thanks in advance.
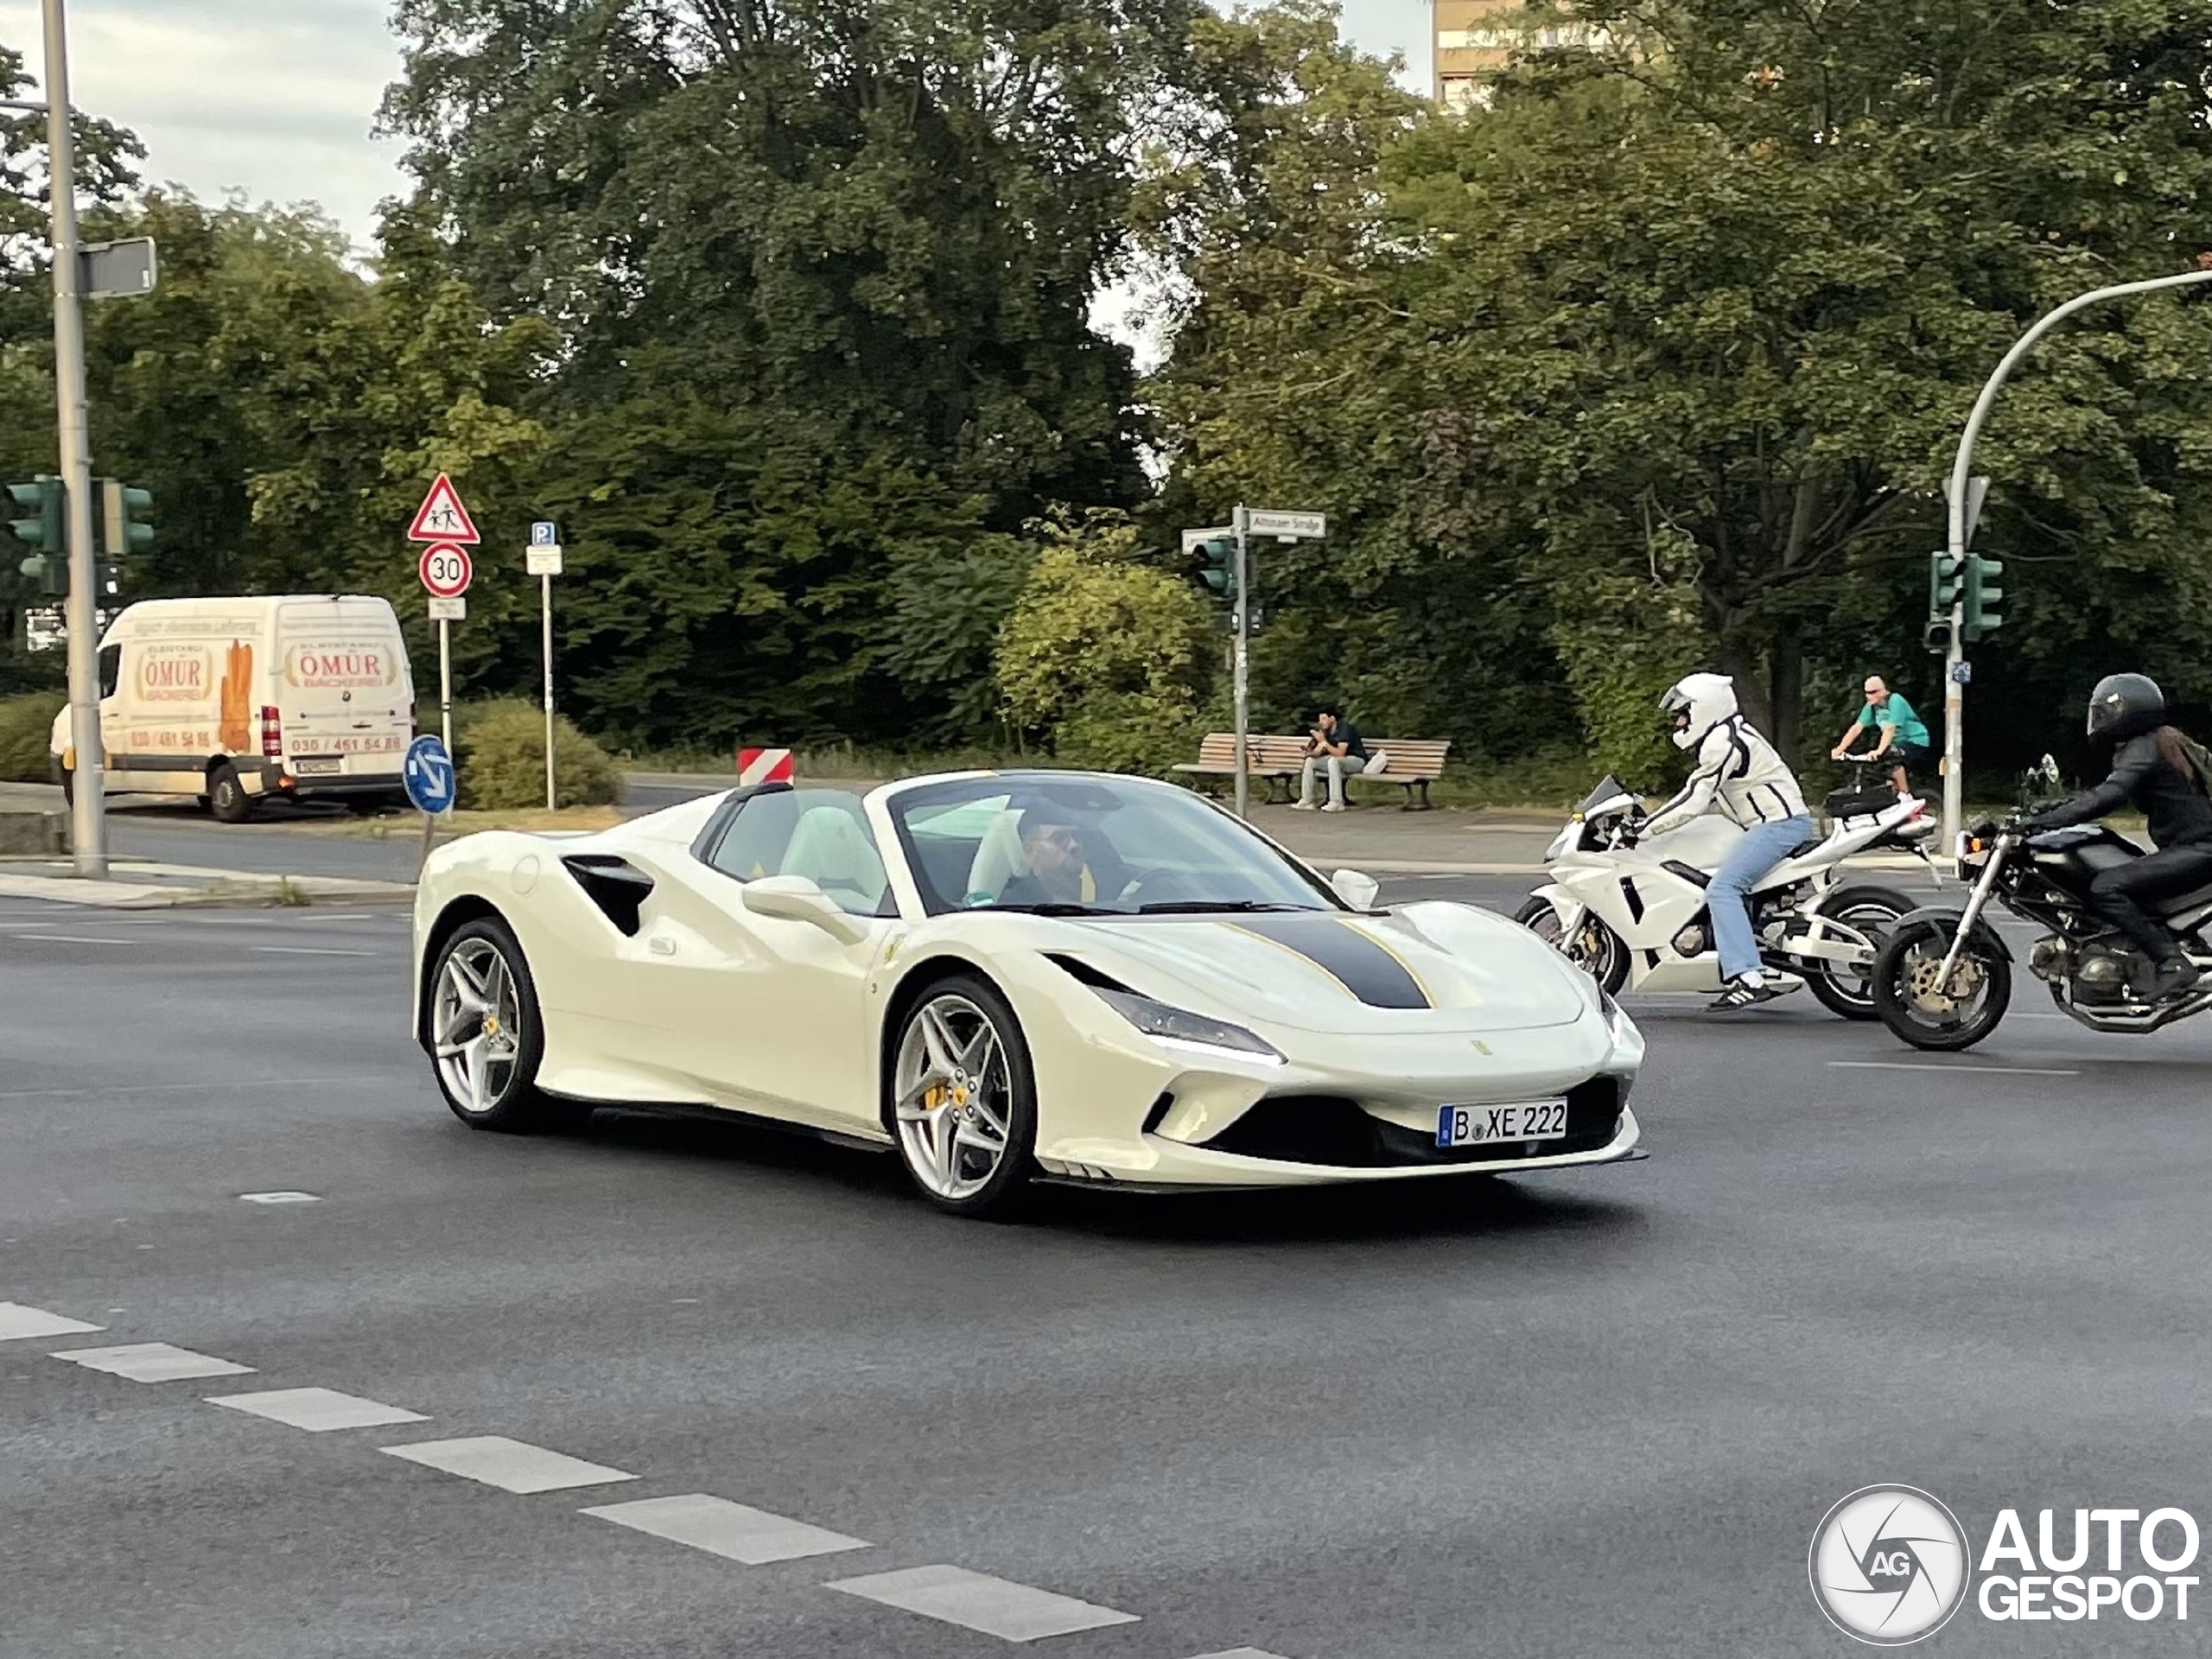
[1516,768,1939,1019]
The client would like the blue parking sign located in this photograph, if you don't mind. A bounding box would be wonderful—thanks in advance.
[531,520,560,547]
[404,734,457,815]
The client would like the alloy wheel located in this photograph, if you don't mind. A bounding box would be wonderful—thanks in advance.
[893,993,1014,1202]
[434,937,524,1116]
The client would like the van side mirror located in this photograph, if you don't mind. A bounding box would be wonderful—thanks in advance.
[2040,753,2062,787]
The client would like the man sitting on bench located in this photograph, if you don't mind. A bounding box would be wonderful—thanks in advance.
[1294,702,1382,812]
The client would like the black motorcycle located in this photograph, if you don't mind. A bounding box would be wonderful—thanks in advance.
[1872,756,2212,1050]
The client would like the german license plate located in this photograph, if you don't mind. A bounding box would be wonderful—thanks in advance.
[291,756,342,776]
[1436,1100,1570,1147]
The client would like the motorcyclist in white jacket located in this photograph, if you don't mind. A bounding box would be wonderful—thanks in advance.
[1645,672,1815,1010]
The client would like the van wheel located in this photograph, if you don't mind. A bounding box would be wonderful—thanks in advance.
[208,765,255,823]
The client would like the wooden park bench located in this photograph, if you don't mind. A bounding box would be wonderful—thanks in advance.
[1173,733,1453,810]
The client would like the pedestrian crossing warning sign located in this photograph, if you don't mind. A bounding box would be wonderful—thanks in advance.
[407,474,480,545]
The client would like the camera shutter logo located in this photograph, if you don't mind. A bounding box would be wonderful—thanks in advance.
[1809,1485,1969,1645]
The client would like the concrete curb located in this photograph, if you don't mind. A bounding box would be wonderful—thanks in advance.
[0,861,415,910]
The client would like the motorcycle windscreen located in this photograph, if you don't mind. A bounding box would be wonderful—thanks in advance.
[1575,773,1639,818]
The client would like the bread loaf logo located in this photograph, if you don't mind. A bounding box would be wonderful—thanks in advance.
[218,640,252,751]
[284,643,395,691]
[134,644,212,705]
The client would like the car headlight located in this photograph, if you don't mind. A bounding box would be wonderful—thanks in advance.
[1091,988,1286,1064]
[1599,987,1638,1050]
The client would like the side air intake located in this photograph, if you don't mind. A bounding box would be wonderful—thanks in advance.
[562,855,654,937]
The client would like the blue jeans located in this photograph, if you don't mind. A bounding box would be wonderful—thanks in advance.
[1709,815,1813,980]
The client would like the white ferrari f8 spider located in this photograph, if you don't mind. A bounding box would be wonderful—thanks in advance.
[411,771,1645,1217]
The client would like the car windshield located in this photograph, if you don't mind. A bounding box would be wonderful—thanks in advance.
[889,773,1343,918]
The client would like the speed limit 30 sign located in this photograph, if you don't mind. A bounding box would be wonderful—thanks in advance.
[419,542,474,598]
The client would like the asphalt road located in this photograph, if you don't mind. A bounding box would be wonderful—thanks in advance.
[5,882,2210,1657]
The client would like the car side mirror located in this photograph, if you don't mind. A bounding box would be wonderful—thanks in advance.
[2040,753,2062,787]
[740,874,870,944]
[1331,868,1381,910]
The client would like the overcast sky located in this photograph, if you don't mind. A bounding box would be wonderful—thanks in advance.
[0,0,1431,251]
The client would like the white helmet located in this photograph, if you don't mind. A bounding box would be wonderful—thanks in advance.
[1659,672,1737,751]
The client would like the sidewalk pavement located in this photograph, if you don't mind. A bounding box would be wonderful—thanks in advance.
[0,858,413,909]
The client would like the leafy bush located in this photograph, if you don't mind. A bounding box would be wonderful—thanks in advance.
[454,699,621,810]
[0,694,61,783]
[994,511,1213,776]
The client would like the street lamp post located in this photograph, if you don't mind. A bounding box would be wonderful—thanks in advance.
[1941,266,2212,850]
[34,0,104,877]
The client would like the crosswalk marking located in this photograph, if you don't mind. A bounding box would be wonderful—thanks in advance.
[50,1342,254,1382]
[379,1435,637,1494]
[581,1493,869,1564]
[0,1301,104,1342]
[207,1387,428,1432]
[826,1564,1140,1641]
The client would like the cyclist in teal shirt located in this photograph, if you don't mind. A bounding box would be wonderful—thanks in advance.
[1830,675,1931,796]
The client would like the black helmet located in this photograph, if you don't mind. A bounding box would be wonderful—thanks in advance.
[2087,672,2164,737]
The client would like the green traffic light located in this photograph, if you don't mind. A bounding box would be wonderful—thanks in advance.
[1963,553,2005,642]
[1196,534,1239,598]
[6,474,61,560]
[1928,550,1964,615]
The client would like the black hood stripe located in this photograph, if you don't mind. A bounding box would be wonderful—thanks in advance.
[1224,914,1432,1009]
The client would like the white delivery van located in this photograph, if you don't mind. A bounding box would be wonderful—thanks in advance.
[50,594,416,822]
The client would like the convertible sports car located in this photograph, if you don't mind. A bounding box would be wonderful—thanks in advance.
[410,770,1646,1217]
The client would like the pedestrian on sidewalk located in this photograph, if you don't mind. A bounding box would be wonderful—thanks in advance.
[1829,675,1930,797]
[1294,703,1383,812]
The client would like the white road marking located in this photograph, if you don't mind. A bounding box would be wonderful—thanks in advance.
[51,1342,255,1382]
[251,946,378,957]
[1189,1650,1297,1658]
[238,1192,321,1205]
[0,1302,104,1342]
[207,1387,428,1431]
[10,933,137,945]
[1827,1061,2081,1077]
[827,1564,1140,1641]
[581,1493,868,1564]
[379,1436,637,1494]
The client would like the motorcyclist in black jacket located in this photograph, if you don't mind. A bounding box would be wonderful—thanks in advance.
[2021,672,2212,998]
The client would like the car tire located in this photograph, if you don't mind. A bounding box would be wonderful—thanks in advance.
[888,972,1038,1219]
[427,915,590,1134]
[208,764,255,823]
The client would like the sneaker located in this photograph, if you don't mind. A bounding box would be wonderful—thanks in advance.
[1709,977,1783,1012]
[1291,800,1318,811]
[1321,802,1347,813]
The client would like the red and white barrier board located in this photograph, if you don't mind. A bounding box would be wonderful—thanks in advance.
[739,747,794,787]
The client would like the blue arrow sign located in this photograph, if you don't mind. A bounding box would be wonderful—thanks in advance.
[404,734,457,815]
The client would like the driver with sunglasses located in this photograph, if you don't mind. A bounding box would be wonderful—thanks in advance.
[999,804,1128,908]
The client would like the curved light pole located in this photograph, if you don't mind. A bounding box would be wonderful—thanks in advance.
[1940,266,2212,848]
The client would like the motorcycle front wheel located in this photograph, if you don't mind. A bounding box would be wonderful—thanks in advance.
[1800,885,1915,1021]
[1871,918,2012,1052]
[1516,895,1630,995]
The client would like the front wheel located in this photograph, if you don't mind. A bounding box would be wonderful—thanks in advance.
[889,974,1038,1219]
[1516,895,1630,995]
[427,917,589,1133]
[1800,885,1915,1020]
[1872,918,2012,1052]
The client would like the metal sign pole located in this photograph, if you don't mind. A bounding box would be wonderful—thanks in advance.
[1232,504,1250,820]
[438,616,453,773]
[41,0,103,879]
[542,570,556,810]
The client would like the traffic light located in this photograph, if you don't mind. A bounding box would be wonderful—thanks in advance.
[96,479,152,559]
[1195,533,1239,601]
[1962,553,2004,642]
[7,474,63,595]
[1923,614,1953,655]
[1929,550,1964,617]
